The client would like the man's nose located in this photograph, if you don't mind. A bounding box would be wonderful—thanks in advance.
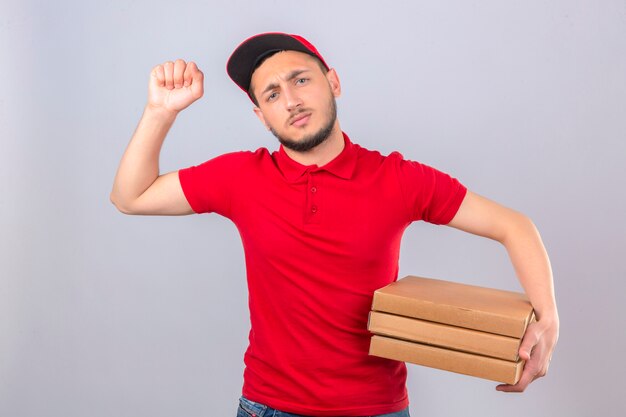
[283,86,303,111]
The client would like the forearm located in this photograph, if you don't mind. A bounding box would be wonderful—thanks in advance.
[110,105,177,212]
[501,214,558,323]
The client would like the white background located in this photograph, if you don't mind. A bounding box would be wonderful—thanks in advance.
[1,1,625,416]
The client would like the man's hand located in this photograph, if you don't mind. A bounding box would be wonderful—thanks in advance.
[148,59,204,114]
[496,315,559,392]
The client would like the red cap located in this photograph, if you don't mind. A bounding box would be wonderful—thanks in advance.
[226,32,329,98]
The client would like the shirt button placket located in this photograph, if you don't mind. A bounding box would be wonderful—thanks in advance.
[310,186,318,213]
[306,173,320,224]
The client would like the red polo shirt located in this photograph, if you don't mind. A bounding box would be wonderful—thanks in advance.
[178,132,467,416]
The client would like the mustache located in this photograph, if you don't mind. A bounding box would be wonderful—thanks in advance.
[287,108,312,125]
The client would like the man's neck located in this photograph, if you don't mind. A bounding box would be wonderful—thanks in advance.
[282,123,345,167]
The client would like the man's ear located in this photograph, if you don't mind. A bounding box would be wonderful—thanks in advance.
[253,106,270,130]
[326,68,342,98]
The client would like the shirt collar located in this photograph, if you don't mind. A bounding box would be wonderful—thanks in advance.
[273,131,358,182]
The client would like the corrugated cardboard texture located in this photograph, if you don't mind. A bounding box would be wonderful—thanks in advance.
[372,276,534,338]
[369,335,524,384]
[368,311,522,361]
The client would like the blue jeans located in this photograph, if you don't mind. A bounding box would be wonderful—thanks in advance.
[237,396,410,417]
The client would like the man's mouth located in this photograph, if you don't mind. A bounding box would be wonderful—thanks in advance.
[290,112,312,127]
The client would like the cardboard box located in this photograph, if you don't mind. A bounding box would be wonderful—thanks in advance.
[368,311,522,361]
[371,276,534,338]
[370,335,524,384]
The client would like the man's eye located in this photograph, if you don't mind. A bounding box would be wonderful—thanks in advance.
[296,78,308,85]
[267,92,278,102]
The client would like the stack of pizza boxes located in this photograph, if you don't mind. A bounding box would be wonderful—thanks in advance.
[368,276,534,384]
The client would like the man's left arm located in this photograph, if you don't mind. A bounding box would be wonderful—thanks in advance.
[447,191,559,392]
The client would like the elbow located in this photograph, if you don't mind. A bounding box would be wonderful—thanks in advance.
[110,192,136,215]
[515,212,537,232]
[500,211,539,246]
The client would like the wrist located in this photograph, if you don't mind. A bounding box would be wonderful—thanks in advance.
[144,103,179,122]
[535,307,559,327]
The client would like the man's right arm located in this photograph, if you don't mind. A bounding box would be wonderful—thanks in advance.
[110,59,204,215]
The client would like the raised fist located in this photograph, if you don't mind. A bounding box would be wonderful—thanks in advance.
[148,59,204,113]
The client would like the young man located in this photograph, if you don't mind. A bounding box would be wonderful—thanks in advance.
[111,33,559,417]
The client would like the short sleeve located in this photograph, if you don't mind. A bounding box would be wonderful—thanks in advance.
[396,155,467,225]
[178,151,251,217]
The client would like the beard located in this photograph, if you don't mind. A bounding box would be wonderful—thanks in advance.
[269,95,337,153]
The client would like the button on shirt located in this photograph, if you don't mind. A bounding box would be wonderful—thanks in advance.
[178,132,467,416]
